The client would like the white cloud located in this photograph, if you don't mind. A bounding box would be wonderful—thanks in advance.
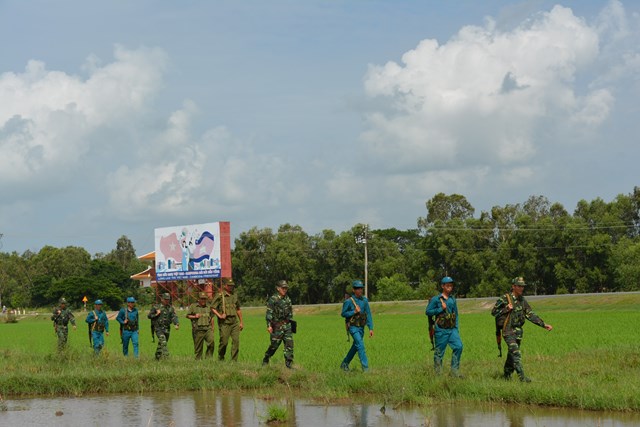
[360,4,614,179]
[104,104,290,221]
[0,46,167,191]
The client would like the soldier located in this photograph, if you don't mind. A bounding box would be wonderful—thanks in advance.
[340,280,374,372]
[212,278,243,361]
[51,297,77,351]
[426,276,464,377]
[116,296,139,358]
[186,292,215,359]
[86,299,109,355]
[262,280,294,368]
[148,292,180,360]
[491,277,553,382]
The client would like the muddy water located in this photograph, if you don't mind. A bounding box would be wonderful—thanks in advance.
[1,391,639,426]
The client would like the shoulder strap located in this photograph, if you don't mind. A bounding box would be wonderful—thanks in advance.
[502,294,513,332]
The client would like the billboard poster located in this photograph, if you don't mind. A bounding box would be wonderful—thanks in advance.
[154,221,231,282]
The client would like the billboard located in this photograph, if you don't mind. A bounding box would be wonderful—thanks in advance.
[154,221,231,282]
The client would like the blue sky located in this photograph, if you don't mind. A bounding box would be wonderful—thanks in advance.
[1,0,638,255]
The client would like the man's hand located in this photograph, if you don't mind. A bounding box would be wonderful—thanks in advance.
[507,303,513,311]
[239,322,244,331]
[354,304,361,313]
[72,325,77,331]
[267,326,273,334]
[369,330,374,338]
[544,324,553,331]
[175,324,180,330]
[441,301,447,310]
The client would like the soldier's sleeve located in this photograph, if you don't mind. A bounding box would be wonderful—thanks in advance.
[172,308,179,326]
[186,304,194,318]
[116,308,125,325]
[523,299,546,327]
[50,309,57,321]
[69,311,76,326]
[211,294,221,311]
[85,312,94,324]
[265,297,274,325]
[148,306,157,319]
[425,296,442,317]
[365,300,373,330]
[105,314,110,333]
[341,299,354,319]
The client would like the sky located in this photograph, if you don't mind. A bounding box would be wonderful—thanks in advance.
[1,0,639,256]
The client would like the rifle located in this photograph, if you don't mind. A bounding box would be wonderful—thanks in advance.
[495,293,513,357]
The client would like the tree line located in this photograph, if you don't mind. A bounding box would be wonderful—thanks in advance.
[1,188,639,308]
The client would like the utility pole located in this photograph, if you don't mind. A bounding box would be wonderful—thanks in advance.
[364,226,368,298]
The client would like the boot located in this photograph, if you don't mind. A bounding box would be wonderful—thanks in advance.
[285,360,293,369]
[262,356,269,366]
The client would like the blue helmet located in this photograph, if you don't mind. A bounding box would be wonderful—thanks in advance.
[440,276,454,285]
[352,280,364,289]
[94,299,103,305]
[126,297,136,303]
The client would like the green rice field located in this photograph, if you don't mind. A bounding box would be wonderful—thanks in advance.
[1,293,638,411]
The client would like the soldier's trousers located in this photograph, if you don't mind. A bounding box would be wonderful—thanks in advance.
[218,319,240,361]
[92,331,105,355]
[433,327,463,374]
[264,324,293,363]
[193,328,215,359]
[122,330,139,358]
[342,325,369,370]
[155,329,171,360]
[503,333,525,378]
[56,326,69,351]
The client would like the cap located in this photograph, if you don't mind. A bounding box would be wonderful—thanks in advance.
[198,292,208,299]
[126,297,136,303]
[441,276,454,285]
[277,280,289,288]
[59,297,67,304]
[94,299,103,305]
[162,293,171,300]
[352,280,364,289]
[512,277,527,286]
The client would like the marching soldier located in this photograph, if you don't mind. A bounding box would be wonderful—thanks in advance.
[148,292,180,360]
[492,277,553,382]
[425,276,464,377]
[116,296,140,358]
[186,292,215,359]
[86,299,109,355]
[212,279,243,361]
[262,280,294,368]
[340,280,374,372]
[51,297,77,351]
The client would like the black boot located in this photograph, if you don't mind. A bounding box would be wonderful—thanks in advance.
[262,356,269,366]
[285,360,293,369]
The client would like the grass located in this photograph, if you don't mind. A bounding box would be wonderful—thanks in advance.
[0,293,639,411]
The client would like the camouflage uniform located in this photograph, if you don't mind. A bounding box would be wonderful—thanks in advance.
[148,295,179,360]
[262,287,294,367]
[187,295,215,359]
[491,286,547,381]
[212,285,242,361]
[51,301,76,351]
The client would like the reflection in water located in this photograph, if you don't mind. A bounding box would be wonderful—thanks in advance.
[1,392,639,427]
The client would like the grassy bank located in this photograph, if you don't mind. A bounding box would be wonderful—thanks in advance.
[1,293,639,411]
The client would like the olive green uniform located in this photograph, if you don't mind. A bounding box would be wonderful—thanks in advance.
[187,302,215,359]
[51,306,76,351]
[148,303,179,360]
[212,290,241,361]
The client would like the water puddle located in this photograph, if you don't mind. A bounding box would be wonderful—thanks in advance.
[1,391,638,426]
